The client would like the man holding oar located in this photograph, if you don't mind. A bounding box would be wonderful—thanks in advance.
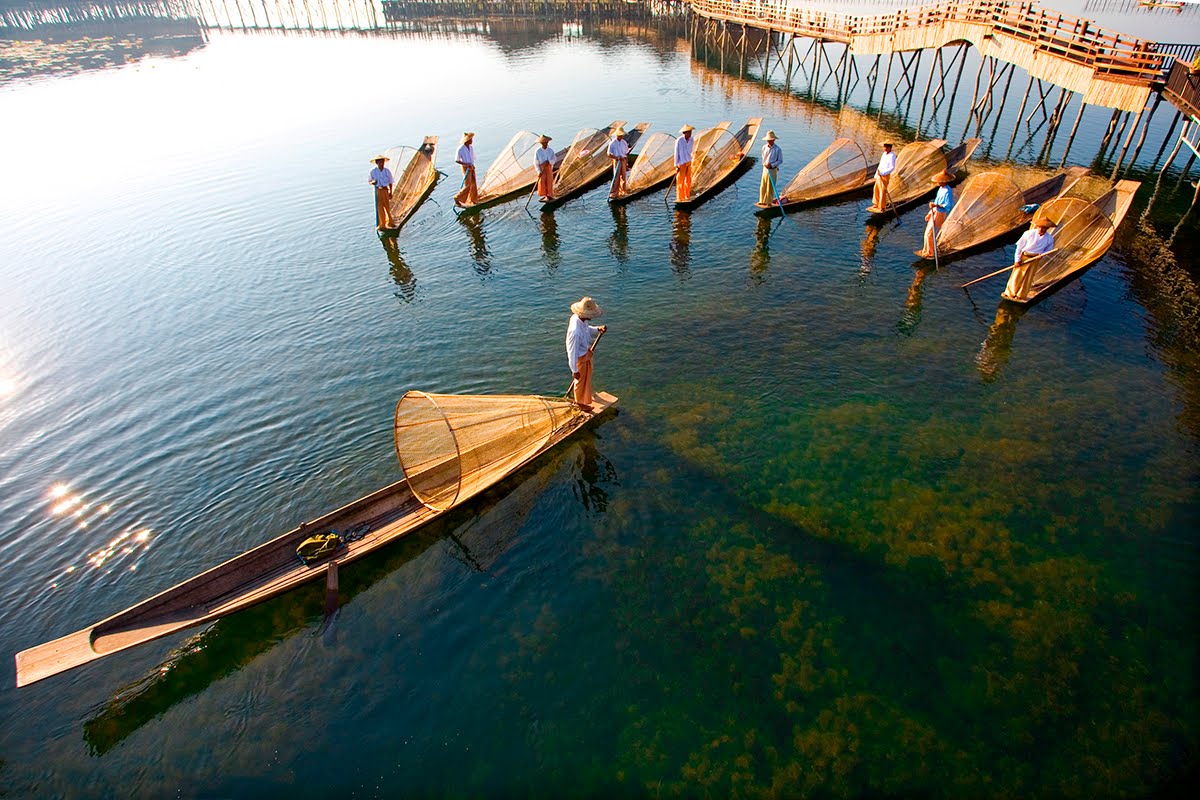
[607,127,631,199]
[871,141,896,211]
[566,297,607,413]
[759,130,783,206]
[535,134,556,202]
[674,124,695,202]
[368,155,394,230]
[454,132,478,207]
[916,170,955,260]
[1002,216,1056,301]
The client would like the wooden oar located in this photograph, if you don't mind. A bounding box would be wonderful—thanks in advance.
[882,181,902,225]
[663,171,678,207]
[932,209,941,270]
[565,327,606,398]
[960,249,1058,289]
[766,166,792,228]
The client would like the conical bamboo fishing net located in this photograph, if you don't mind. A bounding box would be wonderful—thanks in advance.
[625,132,676,193]
[936,172,1025,255]
[885,141,948,206]
[1019,195,1115,291]
[554,127,614,194]
[383,142,436,224]
[691,121,756,194]
[779,138,869,204]
[478,131,541,199]
[394,392,583,512]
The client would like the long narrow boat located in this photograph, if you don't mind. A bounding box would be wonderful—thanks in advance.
[539,121,649,212]
[864,137,982,218]
[609,131,677,205]
[754,137,874,217]
[378,136,440,237]
[15,390,618,687]
[917,166,1089,260]
[1000,180,1139,304]
[456,131,566,214]
[674,117,763,211]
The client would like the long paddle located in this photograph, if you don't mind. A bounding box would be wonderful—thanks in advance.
[882,180,902,226]
[765,165,791,229]
[565,327,606,398]
[960,248,1058,289]
[931,207,941,271]
[663,171,678,207]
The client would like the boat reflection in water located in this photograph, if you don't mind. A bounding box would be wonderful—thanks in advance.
[382,237,417,303]
[898,265,933,336]
[976,302,1029,382]
[82,429,617,755]
[608,204,629,264]
[750,216,772,281]
[539,211,561,272]
[670,210,692,278]
[859,223,880,280]
[456,212,492,277]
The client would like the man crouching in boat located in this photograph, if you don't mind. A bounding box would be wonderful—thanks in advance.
[1003,216,1056,301]
[535,134,556,202]
[368,154,394,230]
[566,297,606,413]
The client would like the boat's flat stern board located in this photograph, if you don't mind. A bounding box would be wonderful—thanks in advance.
[16,628,100,688]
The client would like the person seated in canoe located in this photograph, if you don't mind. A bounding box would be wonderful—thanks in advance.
[368,154,394,230]
[566,296,607,413]
[759,130,783,205]
[916,170,955,259]
[535,134,556,202]
[674,124,695,202]
[871,141,896,210]
[454,132,478,207]
[1003,215,1056,301]
[607,128,631,199]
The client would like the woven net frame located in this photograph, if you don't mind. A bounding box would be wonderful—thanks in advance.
[1023,196,1115,290]
[691,123,754,194]
[625,132,677,193]
[937,171,1025,254]
[394,392,583,512]
[886,141,949,206]
[479,131,541,199]
[383,143,436,223]
[554,127,613,194]
[779,138,869,203]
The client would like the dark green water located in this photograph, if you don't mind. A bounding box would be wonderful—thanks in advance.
[0,7,1198,798]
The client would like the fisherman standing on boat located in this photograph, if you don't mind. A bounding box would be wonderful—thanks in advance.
[917,170,955,259]
[871,141,896,210]
[566,297,606,413]
[535,134,556,202]
[368,155,394,230]
[454,132,478,207]
[759,130,783,205]
[607,127,631,199]
[674,124,695,202]
[1003,216,1056,301]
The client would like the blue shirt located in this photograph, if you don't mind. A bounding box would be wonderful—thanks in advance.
[932,185,954,213]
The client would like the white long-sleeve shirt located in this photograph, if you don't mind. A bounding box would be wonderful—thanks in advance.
[368,166,394,187]
[674,135,694,166]
[535,145,556,167]
[1015,228,1054,261]
[761,142,782,169]
[607,137,631,160]
[565,314,599,371]
[456,144,475,166]
[876,150,897,176]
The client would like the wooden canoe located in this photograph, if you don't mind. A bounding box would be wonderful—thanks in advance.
[378,136,440,237]
[674,117,763,210]
[754,137,874,217]
[865,137,982,218]
[918,166,1089,260]
[455,131,567,214]
[15,391,618,687]
[539,121,649,212]
[1001,180,1140,304]
[609,131,677,205]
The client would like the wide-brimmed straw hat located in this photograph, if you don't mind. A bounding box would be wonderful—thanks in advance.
[614,127,626,136]
[1033,215,1057,228]
[462,132,475,142]
[538,134,552,144]
[880,140,894,147]
[765,130,777,140]
[680,124,695,133]
[370,154,388,163]
[571,296,603,318]
[931,170,955,183]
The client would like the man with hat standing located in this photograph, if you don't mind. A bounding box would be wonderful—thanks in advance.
[674,124,696,202]
[565,297,607,412]
[454,132,478,207]
[607,127,631,199]
[368,154,395,230]
[871,141,896,211]
[1004,216,1056,301]
[535,134,556,202]
[759,130,783,206]
[917,170,955,259]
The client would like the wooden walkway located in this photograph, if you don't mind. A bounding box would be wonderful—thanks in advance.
[688,0,1169,112]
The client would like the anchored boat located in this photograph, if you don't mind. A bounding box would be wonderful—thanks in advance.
[754,137,874,216]
[539,121,649,212]
[609,131,677,205]
[377,136,440,237]
[455,131,567,213]
[674,117,763,210]
[865,137,982,218]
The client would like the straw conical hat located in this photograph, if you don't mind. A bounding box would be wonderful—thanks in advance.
[570,296,603,317]
[931,170,955,183]
[679,124,695,133]
[1033,215,1056,228]
[370,154,389,162]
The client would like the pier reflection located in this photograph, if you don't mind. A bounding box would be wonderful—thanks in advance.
[456,212,492,277]
[382,237,417,302]
[669,210,691,277]
[975,301,1027,382]
[607,203,629,264]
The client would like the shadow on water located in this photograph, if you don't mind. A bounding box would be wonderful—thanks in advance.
[456,211,492,277]
[539,211,560,273]
[897,264,934,336]
[607,203,629,265]
[382,237,417,302]
[749,215,772,281]
[82,421,619,756]
[975,301,1028,382]
[669,209,691,278]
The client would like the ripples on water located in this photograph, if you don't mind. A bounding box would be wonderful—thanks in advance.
[0,7,1198,797]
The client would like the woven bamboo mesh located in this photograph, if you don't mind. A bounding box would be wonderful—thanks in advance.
[383,144,436,222]
[937,172,1025,254]
[886,141,948,205]
[554,128,612,193]
[1022,196,1115,289]
[779,138,869,203]
[479,131,541,198]
[691,122,754,193]
[394,392,582,512]
[625,132,676,192]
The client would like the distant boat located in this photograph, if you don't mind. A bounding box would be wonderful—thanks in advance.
[754,137,874,216]
[15,390,618,687]
[674,117,763,210]
[609,131,677,205]
[865,137,982,218]
[1137,1,1185,10]
[378,135,440,237]
[456,130,567,213]
[539,121,649,211]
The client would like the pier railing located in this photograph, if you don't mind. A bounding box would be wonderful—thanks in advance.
[1163,55,1200,118]
[688,0,1169,83]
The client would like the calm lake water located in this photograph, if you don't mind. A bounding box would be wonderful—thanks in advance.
[1,3,1198,797]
